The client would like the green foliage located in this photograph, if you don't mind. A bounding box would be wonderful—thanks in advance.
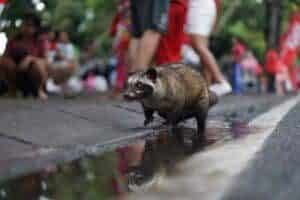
[1,0,116,49]
[1,0,298,58]
[216,0,266,60]
[43,0,116,47]
[215,0,298,61]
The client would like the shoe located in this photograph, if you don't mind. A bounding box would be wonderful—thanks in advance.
[46,79,62,94]
[209,81,232,97]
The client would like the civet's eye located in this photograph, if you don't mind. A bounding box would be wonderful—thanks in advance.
[136,82,143,89]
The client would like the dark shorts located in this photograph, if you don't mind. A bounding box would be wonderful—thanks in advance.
[130,0,170,38]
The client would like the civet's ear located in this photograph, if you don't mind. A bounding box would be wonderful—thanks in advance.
[146,68,157,82]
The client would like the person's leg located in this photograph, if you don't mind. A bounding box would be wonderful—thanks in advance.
[133,30,161,71]
[48,61,76,85]
[128,0,146,73]
[129,0,169,73]
[127,38,139,73]
[186,0,231,96]
[189,34,224,83]
[0,57,17,96]
[31,58,48,100]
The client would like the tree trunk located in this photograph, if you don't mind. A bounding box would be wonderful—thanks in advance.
[264,0,283,93]
[264,0,283,50]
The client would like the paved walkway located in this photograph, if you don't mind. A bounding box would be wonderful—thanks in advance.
[0,94,290,181]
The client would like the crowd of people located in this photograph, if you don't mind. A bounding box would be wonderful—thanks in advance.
[109,0,299,98]
[0,13,78,100]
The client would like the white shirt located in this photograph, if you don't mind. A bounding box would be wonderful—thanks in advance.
[56,43,75,60]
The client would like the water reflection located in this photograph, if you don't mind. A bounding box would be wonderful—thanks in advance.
[0,120,257,200]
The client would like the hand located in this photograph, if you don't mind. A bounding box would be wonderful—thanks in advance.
[19,55,35,70]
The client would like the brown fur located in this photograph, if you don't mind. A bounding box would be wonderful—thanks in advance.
[125,63,218,142]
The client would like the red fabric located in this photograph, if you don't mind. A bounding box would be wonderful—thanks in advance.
[49,41,57,51]
[265,50,278,74]
[265,49,288,75]
[115,38,130,90]
[109,13,121,37]
[255,64,263,76]
[5,37,47,59]
[281,47,298,89]
[280,11,300,52]
[172,0,188,4]
[0,0,6,4]
[110,6,131,90]
[155,1,187,65]
[281,47,297,67]
[231,41,246,62]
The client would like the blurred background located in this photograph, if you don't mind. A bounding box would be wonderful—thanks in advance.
[0,0,298,97]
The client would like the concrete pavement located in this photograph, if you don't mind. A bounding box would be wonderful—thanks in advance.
[0,94,292,181]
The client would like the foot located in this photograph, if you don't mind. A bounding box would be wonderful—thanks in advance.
[38,90,48,101]
[209,81,232,97]
[46,79,62,94]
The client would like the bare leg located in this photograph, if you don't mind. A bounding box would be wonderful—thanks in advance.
[127,38,139,73]
[132,30,161,72]
[0,57,17,96]
[33,59,48,100]
[190,34,224,84]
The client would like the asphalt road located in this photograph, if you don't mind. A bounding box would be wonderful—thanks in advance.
[223,100,300,200]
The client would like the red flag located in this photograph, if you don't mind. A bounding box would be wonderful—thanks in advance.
[280,12,300,52]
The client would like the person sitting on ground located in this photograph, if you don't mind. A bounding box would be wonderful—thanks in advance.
[47,31,77,94]
[1,12,48,100]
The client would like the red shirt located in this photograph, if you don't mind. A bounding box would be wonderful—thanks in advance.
[281,47,297,67]
[5,36,47,59]
[155,0,187,65]
[265,49,288,75]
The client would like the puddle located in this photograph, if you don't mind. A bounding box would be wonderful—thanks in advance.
[0,119,260,200]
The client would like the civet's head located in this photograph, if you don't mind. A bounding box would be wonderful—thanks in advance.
[123,68,160,101]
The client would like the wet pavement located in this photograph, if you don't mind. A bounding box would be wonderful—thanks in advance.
[0,118,259,200]
[0,94,294,199]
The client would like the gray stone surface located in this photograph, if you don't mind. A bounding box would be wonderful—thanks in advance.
[0,94,291,180]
